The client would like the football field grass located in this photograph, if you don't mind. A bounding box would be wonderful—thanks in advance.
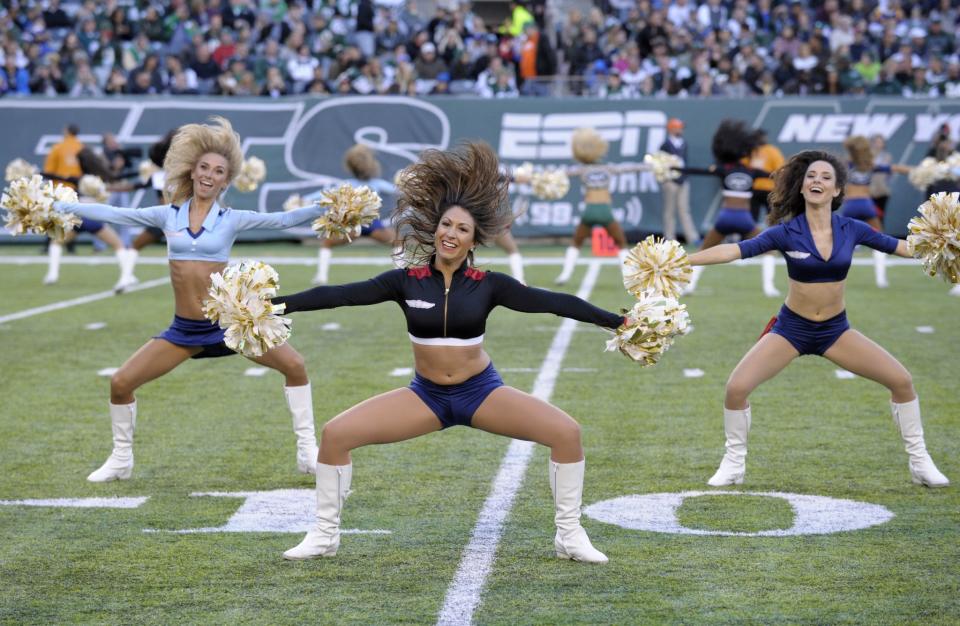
[0,243,957,624]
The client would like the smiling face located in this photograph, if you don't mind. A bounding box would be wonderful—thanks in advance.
[434,205,476,265]
[191,152,230,202]
[801,160,841,207]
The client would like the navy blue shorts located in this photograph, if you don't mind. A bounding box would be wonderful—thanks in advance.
[714,208,756,236]
[841,197,878,222]
[409,362,504,428]
[360,218,385,237]
[155,315,236,359]
[78,217,106,234]
[767,305,849,356]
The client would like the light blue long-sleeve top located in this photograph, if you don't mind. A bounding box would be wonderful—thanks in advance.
[54,198,326,262]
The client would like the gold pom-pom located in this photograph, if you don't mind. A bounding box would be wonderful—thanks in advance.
[5,158,38,182]
[605,294,691,366]
[643,151,682,183]
[311,183,382,241]
[393,167,412,187]
[283,193,313,212]
[138,159,159,183]
[1,175,80,240]
[234,156,267,192]
[907,191,960,283]
[79,175,109,202]
[623,235,692,299]
[530,168,570,200]
[907,157,950,191]
[511,161,534,184]
[202,260,292,357]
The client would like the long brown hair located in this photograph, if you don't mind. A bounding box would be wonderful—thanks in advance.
[767,150,847,225]
[392,141,512,267]
[163,116,243,205]
[843,135,873,172]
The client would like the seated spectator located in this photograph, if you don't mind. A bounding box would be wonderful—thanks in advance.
[1,57,31,95]
[29,62,67,95]
[262,65,289,97]
[414,41,447,81]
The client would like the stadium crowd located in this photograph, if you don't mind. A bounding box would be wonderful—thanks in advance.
[0,0,957,98]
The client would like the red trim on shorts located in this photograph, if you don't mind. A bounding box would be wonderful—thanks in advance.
[759,315,777,340]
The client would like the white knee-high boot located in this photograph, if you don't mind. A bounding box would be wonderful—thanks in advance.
[284,384,319,475]
[873,250,888,288]
[507,252,525,284]
[891,398,949,487]
[550,460,608,563]
[708,406,751,486]
[762,254,780,297]
[43,241,63,285]
[683,265,705,295]
[87,401,136,482]
[312,247,332,285]
[114,248,140,293]
[283,462,352,559]
[555,246,579,285]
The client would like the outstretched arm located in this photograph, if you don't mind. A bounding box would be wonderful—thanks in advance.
[688,243,742,266]
[234,203,327,230]
[272,270,401,313]
[53,201,168,228]
[491,273,624,328]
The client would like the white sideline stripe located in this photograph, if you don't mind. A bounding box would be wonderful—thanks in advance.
[97,367,119,377]
[390,367,413,377]
[321,322,341,330]
[436,261,603,626]
[244,367,268,377]
[142,527,392,535]
[683,368,705,378]
[0,497,148,508]
[0,255,924,267]
[915,326,934,334]
[85,322,107,330]
[0,277,169,325]
[835,369,857,379]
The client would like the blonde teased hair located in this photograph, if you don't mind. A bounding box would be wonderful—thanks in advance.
[571,127,608,164]
[843,135,874,172]
[163,116,244,205]
[344,144,381,180]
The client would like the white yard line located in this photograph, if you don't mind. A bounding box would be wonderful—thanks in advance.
[0,277,170,325]
[436,261,603,626]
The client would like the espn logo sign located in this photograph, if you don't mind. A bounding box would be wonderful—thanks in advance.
[498,111,668,160]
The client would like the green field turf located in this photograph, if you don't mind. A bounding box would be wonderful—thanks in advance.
[0,243,957,624]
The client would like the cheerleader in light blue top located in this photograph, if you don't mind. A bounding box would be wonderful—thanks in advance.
[688,150,949,489]
[54,116,325,483]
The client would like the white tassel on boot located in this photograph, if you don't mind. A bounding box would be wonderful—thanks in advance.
[550,460,608,563]
[87,401,136,482]
[707,406,751,486]
[43,241,62,285]
[284,384,319,475]
[554,246,580,285]
[950,284,960,296]
[891,398,949,487]
[762,254,780,297]
[683,265,705,295]
[113,248,140,293]
[507,252,525,284]
[284,462,352,560]
[873,249,888,288]
[312,247,332,285]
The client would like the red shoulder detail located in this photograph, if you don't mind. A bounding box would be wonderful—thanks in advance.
[464,267,486,281]
[407,265,432,279]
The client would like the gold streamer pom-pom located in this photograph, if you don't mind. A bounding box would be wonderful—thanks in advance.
[283,193,314,212]
[643,151,682,183]
[907,157,950,191]
[1,175,80,240]
[234,156,267,192]
[138,159,159,183]
[311,183,382,241]
[79,175,109,202]
[511,161,534,184]
[907,191,960,283]
[623,235,692,299]
[530,168,570,200]
[5,158,38,182]
[202,260,292,357]
[605,294,691,366]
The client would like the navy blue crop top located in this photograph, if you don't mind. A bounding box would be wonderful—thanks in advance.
[680,164,768,198]
[273,261,624,346]
[738,213,899,283]
[847,164,892,186]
